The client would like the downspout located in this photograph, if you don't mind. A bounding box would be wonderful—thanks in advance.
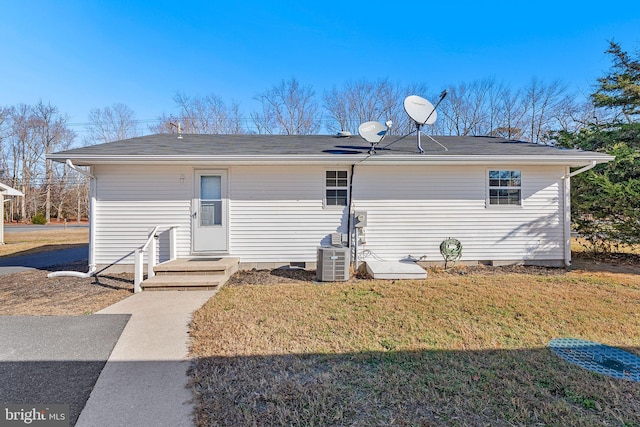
[562,160,597,267]
[47,160,97,278]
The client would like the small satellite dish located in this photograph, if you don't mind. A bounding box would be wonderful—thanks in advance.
[404,95,437,125]
[358,121,387,143]
[358,121,391,154]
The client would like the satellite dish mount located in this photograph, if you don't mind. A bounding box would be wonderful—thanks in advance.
[358,120,393,154]
[403,91,447,153]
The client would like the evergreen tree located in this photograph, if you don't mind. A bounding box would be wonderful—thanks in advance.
[556,41,640,251]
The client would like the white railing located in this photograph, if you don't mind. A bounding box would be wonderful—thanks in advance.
[134,224,180,293]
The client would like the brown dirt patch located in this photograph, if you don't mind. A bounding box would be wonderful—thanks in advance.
[225,268,316,286]
[227,263,572,286]
[227,251,640,286]
[0,260,133,315]
[571,251,640,275]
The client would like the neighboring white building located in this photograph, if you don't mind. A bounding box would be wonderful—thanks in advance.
[0,182,24,245]
[48,134,613,272]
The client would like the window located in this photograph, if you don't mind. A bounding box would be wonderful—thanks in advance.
[200,175,222,226]
[325,170,348,206]
[488,170,521,206]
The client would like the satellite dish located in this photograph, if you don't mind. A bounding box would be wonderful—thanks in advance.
[358,121,387,143]
[403,92,447,154]
[358,121,391,154]
[404,95,437,125]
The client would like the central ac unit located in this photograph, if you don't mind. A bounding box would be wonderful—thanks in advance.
[316,246,350,282]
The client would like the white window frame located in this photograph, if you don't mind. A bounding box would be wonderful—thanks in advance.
[486,169,523,208]
[324,169,349,208]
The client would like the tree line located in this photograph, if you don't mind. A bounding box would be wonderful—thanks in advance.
[153,76,593,144]
[0,41,637,236]
[0,101,84,223]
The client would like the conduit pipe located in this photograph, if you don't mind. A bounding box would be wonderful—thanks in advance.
[47,160,97,278]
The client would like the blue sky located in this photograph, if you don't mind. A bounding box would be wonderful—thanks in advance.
[1,1,639,132]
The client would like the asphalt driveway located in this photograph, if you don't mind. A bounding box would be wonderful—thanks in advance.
[0,246,88,275]
[0,314,130,426]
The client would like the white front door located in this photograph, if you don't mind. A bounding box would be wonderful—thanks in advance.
[192,170,228,253]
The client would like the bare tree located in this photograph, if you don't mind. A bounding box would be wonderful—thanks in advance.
[433,78,578,143]
[252,78,320,135]
[323,78,429,136]
[85,103,138,145]
[2,103,76,222]
[32,101,75,222]
[0,107,9,179]
[522,78,570,144]
[439,79,501,136]
[7,104,38,220]
[491,87,527,139]
[484,80,508,137]
[151,93,245,134]
[324,79,395,135]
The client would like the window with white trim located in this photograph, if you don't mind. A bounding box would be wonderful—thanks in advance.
[488,170,522,206]
[325,170,348,206]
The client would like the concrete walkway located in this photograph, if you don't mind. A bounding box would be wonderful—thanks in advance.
[75,290,217,427]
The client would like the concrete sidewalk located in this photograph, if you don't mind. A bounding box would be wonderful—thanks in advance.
[75,290,217,427]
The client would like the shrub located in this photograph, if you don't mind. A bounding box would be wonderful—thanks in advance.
[31,214,47,225]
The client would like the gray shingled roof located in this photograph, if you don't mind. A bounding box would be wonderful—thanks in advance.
[49,133,613,166]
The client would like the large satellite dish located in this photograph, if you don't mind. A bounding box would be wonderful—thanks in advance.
[404,95,437,125]
[403,91,447,154]
[358,120,391,154]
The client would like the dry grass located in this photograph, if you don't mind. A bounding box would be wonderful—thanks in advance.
[189,256,640,426]
[0,260,133,315]
[0,227,89,257]
[0,227,130,315]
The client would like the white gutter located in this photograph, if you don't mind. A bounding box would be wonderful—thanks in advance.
[48,154,615,167]
[561,160,598,267]
[47,160,97,279]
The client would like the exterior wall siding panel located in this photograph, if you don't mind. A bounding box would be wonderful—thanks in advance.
[94,165,192,266]
[229,165,347,263]
[352,165,564,263]
[93,163,565,268]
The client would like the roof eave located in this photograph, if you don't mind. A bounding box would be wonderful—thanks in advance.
[47,153,615,167]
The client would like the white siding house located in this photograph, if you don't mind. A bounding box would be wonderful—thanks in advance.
[49,134,613,272]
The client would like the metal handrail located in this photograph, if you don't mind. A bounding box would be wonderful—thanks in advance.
[134,224,180,293]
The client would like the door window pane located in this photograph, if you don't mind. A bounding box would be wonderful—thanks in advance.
[201,176,221,200]
[200,201,222,226]
[199,175,222,226]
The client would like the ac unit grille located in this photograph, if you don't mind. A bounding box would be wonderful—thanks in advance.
[317,247,350,282]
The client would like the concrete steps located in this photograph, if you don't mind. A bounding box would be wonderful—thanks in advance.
[142,257,239,291]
